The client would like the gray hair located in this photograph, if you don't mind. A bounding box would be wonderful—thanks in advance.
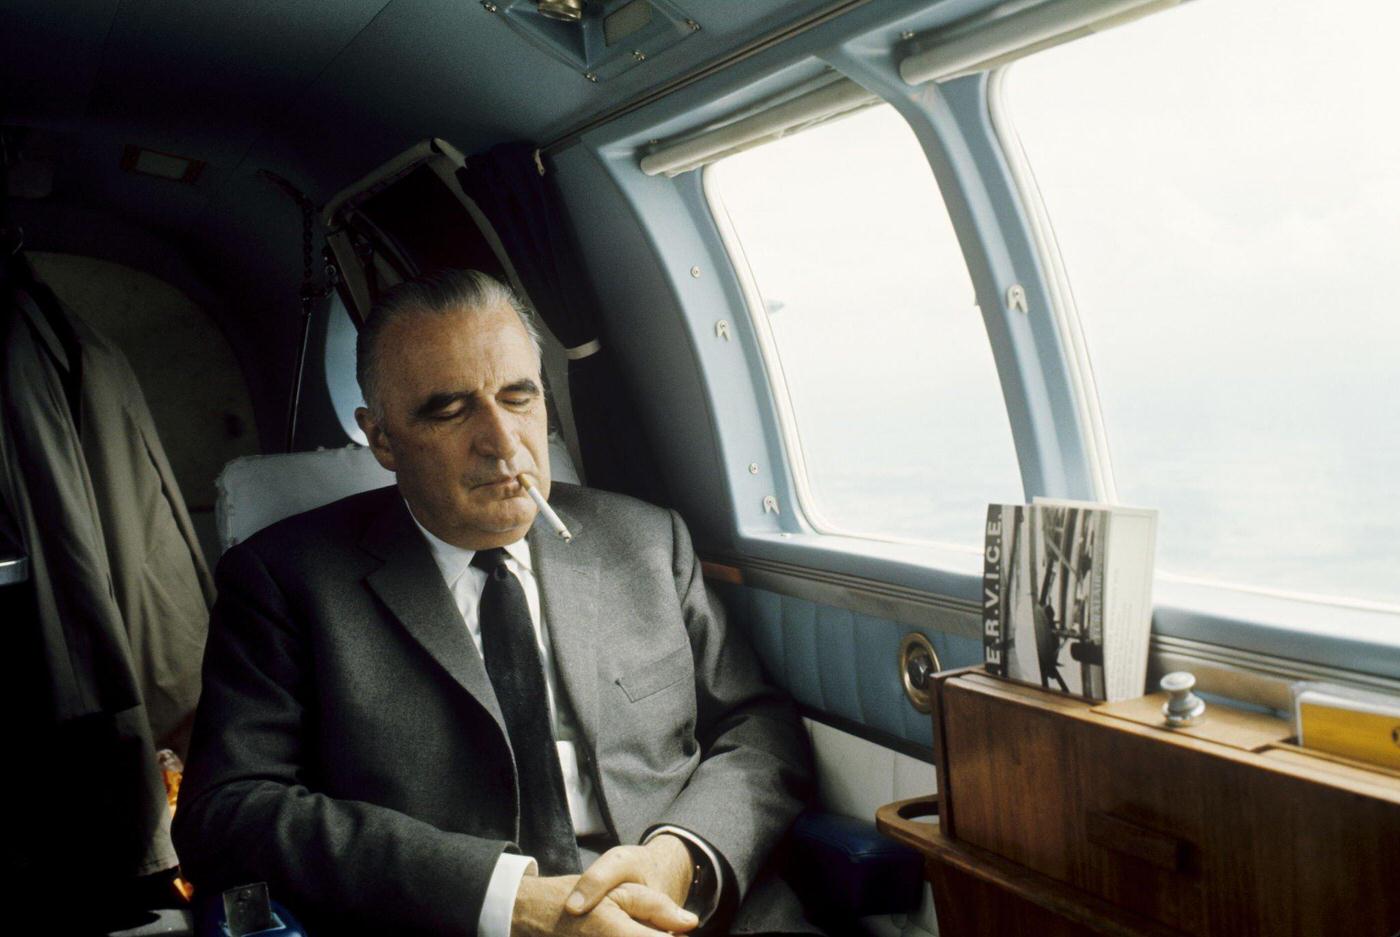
[356,268,543,417]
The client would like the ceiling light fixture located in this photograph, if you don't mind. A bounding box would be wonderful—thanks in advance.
[537,0,584,22]
[120,145,205,184]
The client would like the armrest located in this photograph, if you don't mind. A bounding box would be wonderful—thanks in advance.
[785,809,924,919]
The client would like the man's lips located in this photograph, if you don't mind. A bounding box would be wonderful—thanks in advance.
[470,475,524,494]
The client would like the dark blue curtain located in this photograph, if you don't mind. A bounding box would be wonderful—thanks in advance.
[458,142,665,504]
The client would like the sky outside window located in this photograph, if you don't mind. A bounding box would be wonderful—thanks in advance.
[1002,0,1400,608]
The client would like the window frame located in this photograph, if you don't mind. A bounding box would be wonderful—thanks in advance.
[701,105,1028,550]
[698,62,1103,539]
[982,45,1400,685]
[564,0,1400,706]
[700,162,836,537]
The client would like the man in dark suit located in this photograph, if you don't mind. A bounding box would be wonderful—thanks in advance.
[173,270,816,935]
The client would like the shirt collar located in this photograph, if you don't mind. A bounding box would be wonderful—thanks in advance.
[405,500,533,585]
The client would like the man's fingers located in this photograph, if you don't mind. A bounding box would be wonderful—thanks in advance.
[607,883,700,934]
[599,914,673,937]
[566,847,644,915]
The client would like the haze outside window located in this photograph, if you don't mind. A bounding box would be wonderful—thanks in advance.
[1000,0,1400,607]
[707,104,1022,549]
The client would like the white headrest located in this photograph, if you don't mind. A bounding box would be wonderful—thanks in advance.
[215,438,581,554]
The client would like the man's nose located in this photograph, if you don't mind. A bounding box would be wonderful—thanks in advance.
[472,403,518,462]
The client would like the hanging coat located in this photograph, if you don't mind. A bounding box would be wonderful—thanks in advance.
[0,261,213,878]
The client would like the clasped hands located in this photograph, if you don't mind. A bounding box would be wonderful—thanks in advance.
[512,833,699,936]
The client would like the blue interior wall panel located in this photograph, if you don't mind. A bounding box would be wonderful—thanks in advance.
[814,603,862,718]
[717,583,982,751]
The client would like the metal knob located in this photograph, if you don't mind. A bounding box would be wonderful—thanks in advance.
[906,654,933,690]
[899,633,941,714]
[1160,671,1206,726]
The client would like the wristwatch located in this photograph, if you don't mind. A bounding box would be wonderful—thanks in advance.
[642,825,723,926]
[679,836,715,917]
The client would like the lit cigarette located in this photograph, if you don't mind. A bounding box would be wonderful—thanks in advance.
[519,474,572,543]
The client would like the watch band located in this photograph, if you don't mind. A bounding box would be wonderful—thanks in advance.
[641,825,722,925]
[680,839,712,915]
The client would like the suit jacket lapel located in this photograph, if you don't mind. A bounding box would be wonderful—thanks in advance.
[360,495,508,740]
[529,504,600,751]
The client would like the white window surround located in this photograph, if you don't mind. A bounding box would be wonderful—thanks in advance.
[702,165,829,538]
[702,106,1022,553]
[985,69,1116,504]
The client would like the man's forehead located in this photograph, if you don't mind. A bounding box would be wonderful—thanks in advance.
[380,304,539,389]
[386,303,531,354]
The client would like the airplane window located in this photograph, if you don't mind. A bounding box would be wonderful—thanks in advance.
[1001,0,1400,607]
[707,105,1023,548]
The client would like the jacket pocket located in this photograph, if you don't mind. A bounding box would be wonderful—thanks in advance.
[616,644,692,703]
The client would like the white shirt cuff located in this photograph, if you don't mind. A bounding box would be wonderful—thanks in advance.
[477,851,537,937]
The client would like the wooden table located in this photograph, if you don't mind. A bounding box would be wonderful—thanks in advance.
[877,671,1400,937]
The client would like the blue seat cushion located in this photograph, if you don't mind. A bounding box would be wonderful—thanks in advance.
[785,809,923,918]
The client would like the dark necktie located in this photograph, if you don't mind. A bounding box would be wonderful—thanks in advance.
[471,548,581,875]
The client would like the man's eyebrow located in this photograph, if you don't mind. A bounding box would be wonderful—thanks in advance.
[501,379,542,396]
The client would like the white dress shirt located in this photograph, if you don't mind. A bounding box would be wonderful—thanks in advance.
[409,513,604,937]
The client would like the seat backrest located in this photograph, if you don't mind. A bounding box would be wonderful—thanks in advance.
[215,438,581,554]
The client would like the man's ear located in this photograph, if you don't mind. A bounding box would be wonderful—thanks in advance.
[355,406,397,472]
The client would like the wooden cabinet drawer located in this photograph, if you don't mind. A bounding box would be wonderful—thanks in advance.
[941,676,1400,937]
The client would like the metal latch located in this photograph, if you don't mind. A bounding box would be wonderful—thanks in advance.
[1006,283,1028,314]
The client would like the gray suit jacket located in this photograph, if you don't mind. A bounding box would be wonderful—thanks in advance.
[173,483,815,935]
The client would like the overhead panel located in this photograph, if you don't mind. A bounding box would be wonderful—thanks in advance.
[639,73,876,177]
[900,0,1179,84]
[492,0,703,82]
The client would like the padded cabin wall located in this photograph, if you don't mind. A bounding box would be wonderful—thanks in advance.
[24,252,258,563]
[5,198,314,454]
[718,582,983,751]
[548,144,735,549]
[7,187,352,542]
[190,160,349,454]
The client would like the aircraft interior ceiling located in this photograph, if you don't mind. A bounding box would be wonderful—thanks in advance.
[5,0,952,447]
